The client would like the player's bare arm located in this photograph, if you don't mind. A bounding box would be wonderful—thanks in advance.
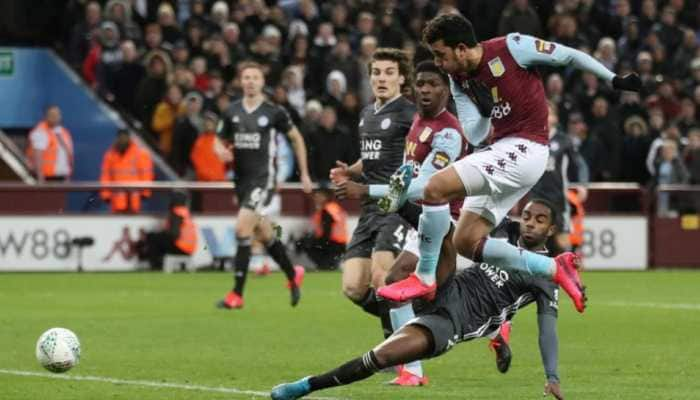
[286,126,312,193]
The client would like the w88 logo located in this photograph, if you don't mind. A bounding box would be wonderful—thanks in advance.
[490,102,512,119]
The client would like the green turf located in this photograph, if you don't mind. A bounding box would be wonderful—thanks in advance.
[1,270,699,399]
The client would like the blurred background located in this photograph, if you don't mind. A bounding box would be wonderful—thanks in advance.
[0,0,698,272]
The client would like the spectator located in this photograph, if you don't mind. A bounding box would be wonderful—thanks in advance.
[190,110,228,181]
[143,23,164,53]
[655,139,689,217]
[210,1,230,31]
[594,37,618,72]
[322,70,347,110]
[191,56,209,92]
[273,86,302,128]
[684,128,700,184]
[280,66,306,117]
[647,123,686,176]
[99,129,153,214]
[207,34,235,81]
[589,96,620,179]
[156,3,183,48]
[568,112,608,181]
[683,58,700,95]
[329,3,351,37]
[215,92,231,116]
[652,6,683,56]
[185,0,217,34]
[546,73,577,125]
[620,115,653,184]
[377,10,405,49]
[151,84,186,156]
[171,92,204,176]
[306,105,359,182]
[312,22,337,71]
[639,0,658,35]
[295,184,348,270]
[83,21,122,88]
[357,35,378,106]
[617,17,643,64]
[68,1,102,70]
[337,92,361,134]
[186,21,206,58]
[352,12,376,48]
[653,80,682,121]
[671,28,697,80]
[324,37,360,94]
[300,99,322,137]
[575,71,613,122]
[497,0,542,37]
[172,40,190,66]
[26,105,74,182]
[110,40,145,116]
[138,191,198,270]
[104,0,141,43]
[676,97,697,135]
[135,50,172,129]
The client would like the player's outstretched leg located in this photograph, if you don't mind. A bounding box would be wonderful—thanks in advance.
[266,237,304,307]
[476,238,586,313]
[378,204,450,302]
[388,304,428,386]
[217,235,251,309]
[271,324,432,399]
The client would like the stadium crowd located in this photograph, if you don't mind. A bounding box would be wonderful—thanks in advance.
[62,0,700,191]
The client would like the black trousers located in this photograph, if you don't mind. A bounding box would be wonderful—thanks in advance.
[144,232,186,270]
[298,235,345,270]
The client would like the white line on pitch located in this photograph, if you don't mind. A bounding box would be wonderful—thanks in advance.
[599,301,700,310]
[0,369,344,400]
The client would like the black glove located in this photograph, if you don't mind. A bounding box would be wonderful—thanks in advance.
[461,79,494,118]
[612,73,642,92]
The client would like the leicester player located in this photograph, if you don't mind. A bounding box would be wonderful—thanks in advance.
[269,200,573,400]
[378,13,642,310]
[330,48,414,338]
[337,59,467,385]
[529,102,589,254]
[215,62,312,309]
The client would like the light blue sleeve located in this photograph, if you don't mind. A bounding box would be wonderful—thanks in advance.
[368,184,389,198]
[405,128,463,202]
[449,76,491,146]
[505,33,615,82]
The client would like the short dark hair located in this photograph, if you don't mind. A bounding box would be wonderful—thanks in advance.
[526,198,559,228]
[422,13,478,48]
[415,60,448,85]
[238,60,264,74]
[368,48,414,91]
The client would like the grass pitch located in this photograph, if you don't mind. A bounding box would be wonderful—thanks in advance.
[1,270,699,399]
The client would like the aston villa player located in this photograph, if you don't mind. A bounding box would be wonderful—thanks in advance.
[378,13,642,311]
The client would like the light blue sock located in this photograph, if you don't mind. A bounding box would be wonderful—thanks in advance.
[482,238,555,277]
[390,304,423,377]
[416,204,451,285]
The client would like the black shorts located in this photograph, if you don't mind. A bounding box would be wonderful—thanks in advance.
[343,208,411,260]
[236,180,274,213]
[408,277,493,358]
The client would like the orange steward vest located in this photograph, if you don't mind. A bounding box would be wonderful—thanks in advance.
[170,206,197,254]
[312,201,348,244]
[26,121,74,177]
[567,189,585,247]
